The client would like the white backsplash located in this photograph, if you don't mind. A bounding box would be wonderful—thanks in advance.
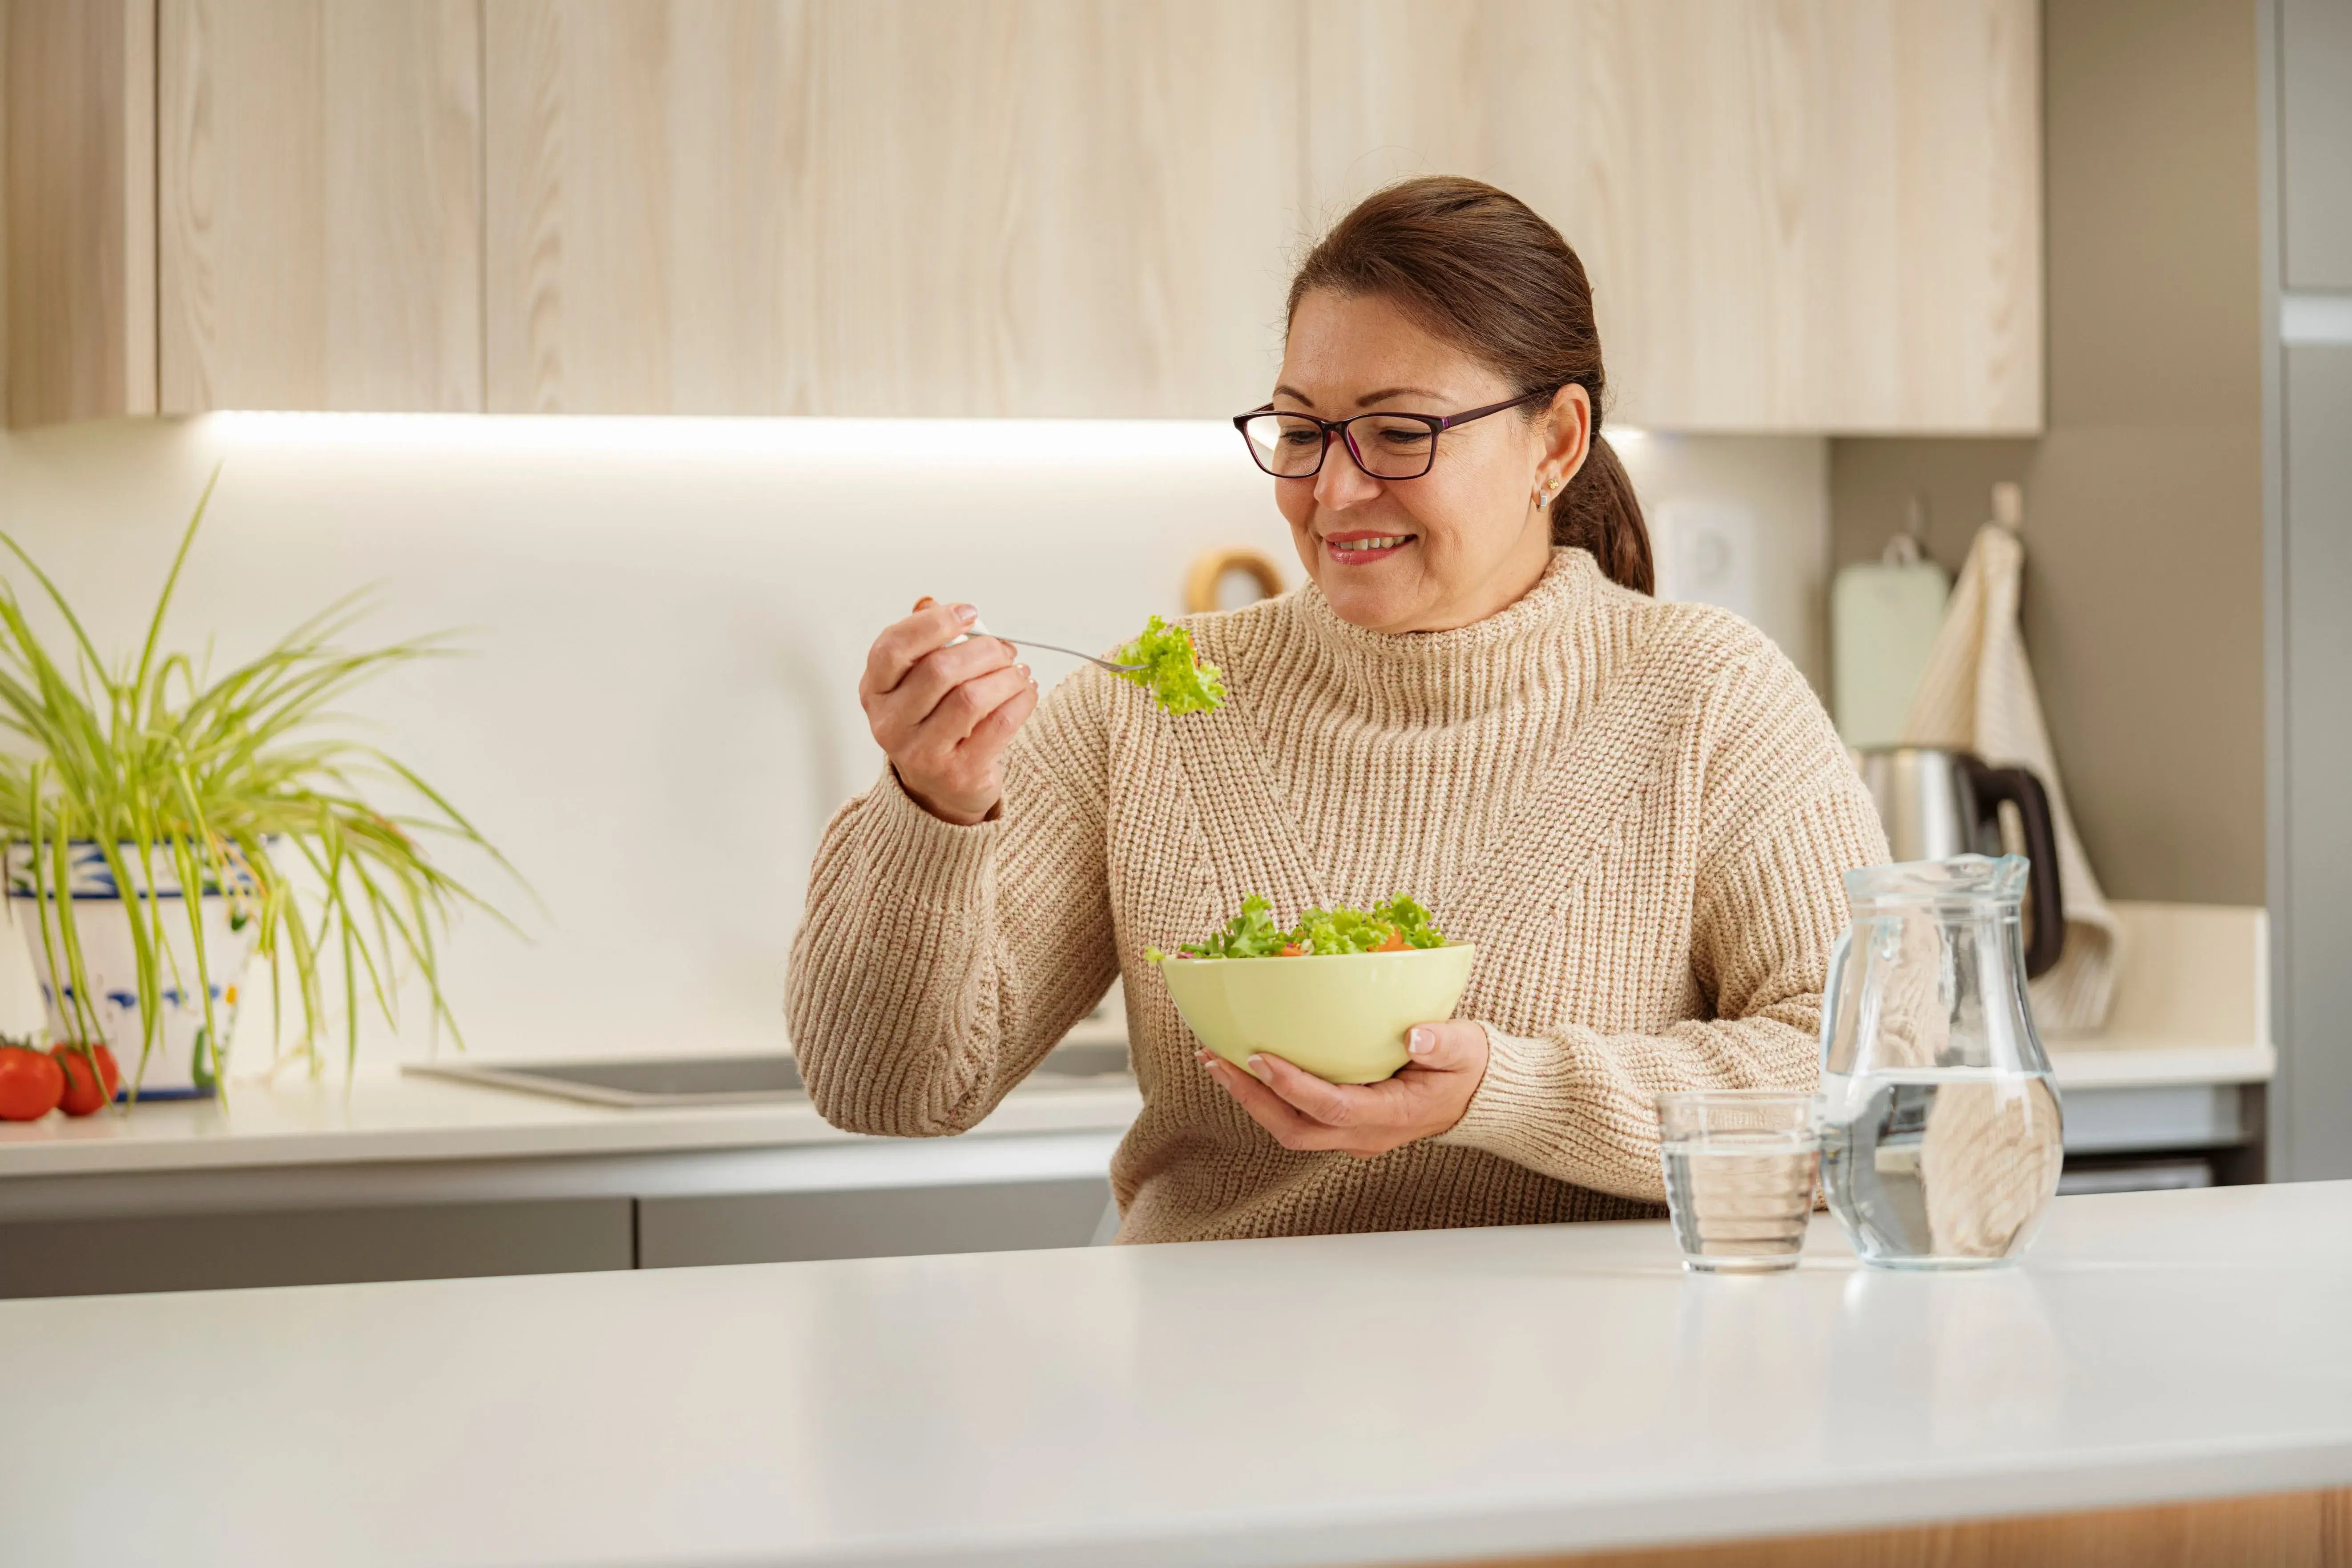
[0,416,1824,1068]
[1614,431,1830,679]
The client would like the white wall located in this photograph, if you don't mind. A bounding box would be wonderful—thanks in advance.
[1616,431,1830,684]
[0,416,1825,1071]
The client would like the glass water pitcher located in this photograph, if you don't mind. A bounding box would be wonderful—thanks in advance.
[1817,855,2065,1269]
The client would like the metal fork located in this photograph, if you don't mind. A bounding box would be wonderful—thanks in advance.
[1002,637,1145,674]
[955,632,1143,674]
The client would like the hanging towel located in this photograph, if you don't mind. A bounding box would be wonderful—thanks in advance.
[1901,511,2122,1032]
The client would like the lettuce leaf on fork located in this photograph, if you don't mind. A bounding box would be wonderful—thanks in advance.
[1113,615,1226,716]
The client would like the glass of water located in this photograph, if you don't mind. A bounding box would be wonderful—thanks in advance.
[1657,1090,1820,1273]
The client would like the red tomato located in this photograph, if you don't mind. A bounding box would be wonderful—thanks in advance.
[0,1045,65,1121]
[51,1043,123,1117]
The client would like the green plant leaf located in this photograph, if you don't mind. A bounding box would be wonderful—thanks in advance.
[0,472,525,1077]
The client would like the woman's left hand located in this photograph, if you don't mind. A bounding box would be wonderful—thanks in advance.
[1198,1021,1489,1158]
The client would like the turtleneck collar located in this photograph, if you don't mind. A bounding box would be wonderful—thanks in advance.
[1287,547,1610,727]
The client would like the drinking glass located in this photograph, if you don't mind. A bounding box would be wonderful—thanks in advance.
[1657,1089,1819,1273]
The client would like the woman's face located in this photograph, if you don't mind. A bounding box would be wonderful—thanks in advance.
[1272,290,1590,634]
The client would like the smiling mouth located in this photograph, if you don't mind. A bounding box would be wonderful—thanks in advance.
[1323,533,1415,563]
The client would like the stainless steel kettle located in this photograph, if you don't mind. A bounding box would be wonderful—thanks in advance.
[1851,747,2066,978]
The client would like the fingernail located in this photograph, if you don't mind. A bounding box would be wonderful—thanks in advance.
[1246,1054,1269,1079]
[954,604,979,623]
[1000,639,1020,658]
[1016,662,1031,678]
[1408,1028,1433,1055]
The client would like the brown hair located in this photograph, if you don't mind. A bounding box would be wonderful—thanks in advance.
[1286,176,1653,595]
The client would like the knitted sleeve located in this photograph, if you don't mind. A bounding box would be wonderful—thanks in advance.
[783,671,1118,1137]
[1436,647,1888,1201]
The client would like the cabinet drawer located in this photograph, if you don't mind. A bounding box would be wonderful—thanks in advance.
[638,1177,1112,1269]
[0,1197,633,1299]
[2060,1084,2255,1154]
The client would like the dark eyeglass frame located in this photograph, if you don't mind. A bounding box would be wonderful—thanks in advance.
[1231,390,1550,480]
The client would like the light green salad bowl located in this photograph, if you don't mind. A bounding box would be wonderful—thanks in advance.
[1158,944,1477,1084]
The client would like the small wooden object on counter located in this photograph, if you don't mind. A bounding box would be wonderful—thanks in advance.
[1184,546,1285,613]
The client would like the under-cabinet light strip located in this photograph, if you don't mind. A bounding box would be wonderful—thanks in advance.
[203,412,1245,468]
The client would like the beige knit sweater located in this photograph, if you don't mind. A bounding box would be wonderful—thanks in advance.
[787,548,1887,1243]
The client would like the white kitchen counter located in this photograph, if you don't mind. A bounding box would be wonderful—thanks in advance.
[0,1040,2265,1183]
[0,1064,1144,1233]
[0,1040,2269,1231]
[1,1180,2345,1568]
[0,1063,1143,1180]
[2043,1039,2274,1087]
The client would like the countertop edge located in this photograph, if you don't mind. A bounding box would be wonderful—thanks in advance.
[0,1083,1145,1181]
[952,1434,2352,1568]
[2046,1040,2277,1088]
[0,1039,2275,1182]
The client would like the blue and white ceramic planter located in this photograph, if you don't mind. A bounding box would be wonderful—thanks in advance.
[5,842,262,1100]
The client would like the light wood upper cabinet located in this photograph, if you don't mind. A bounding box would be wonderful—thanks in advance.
[481,0,1304,416]
[1300,0,2042,434]
[6,0,2041,432]
[3,0,156,426]
[484,0,2037,428]
[156,0,482,413]
[1605,0,2041,434]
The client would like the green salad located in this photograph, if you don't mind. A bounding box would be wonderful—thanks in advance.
[1148,893,1446,960]
[1114,615,1226,716]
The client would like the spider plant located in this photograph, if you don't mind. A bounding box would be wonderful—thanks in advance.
[0,468,518,1090]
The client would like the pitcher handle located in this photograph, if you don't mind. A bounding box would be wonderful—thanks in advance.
[1817,929,1854,1070]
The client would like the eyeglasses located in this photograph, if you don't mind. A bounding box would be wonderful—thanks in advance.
[1232,391,1548,481]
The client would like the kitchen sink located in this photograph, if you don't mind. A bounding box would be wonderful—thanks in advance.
[402,1041,1132,1108]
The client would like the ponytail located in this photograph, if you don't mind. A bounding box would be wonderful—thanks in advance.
[1552,433,1652,595]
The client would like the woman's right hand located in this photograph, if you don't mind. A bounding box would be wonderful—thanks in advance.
[859,600,1039,826]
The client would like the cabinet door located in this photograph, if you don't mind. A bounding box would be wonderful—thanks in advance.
[482,0,1302,416]
[3,0,156,426]
[157,0,483,412]
[0,1198,632,1298]
[637,1177,1113,1267]
[2283,344,2352,1179]
[1303,0,2043,434]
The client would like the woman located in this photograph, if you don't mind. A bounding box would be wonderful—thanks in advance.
[787,177,1886,1242]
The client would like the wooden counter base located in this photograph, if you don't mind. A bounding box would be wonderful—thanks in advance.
[1443,1486,2352,1568]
